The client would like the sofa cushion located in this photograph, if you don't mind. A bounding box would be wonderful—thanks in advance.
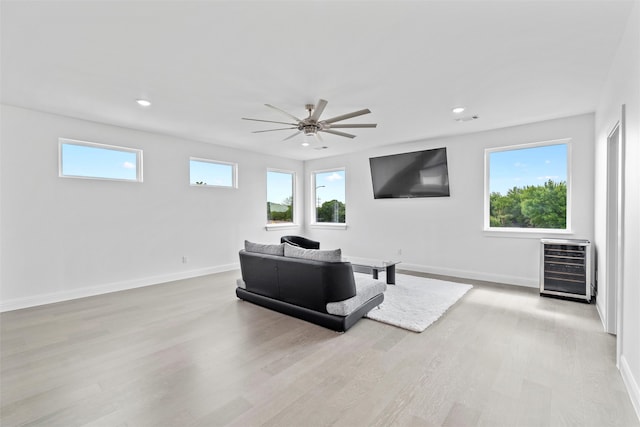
[326,273,387,316]
[245,240,284,256]
[284,243,341,263]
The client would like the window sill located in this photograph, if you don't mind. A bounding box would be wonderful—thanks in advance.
[483,228,574,239]
[309,223,348,230]
[190,184,236,189]
[265,223,300,231]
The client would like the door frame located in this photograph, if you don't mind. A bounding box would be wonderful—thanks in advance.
[605,105,625,365]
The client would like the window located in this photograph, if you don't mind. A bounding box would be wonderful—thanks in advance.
[312,168,346,224]
[485,139,570,231]
[189,158,237,188]
[266,170,294,224]
[59,138,142,182]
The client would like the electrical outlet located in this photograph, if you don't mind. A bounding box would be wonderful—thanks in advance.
[182,256,188,264]
[397,249,402,256]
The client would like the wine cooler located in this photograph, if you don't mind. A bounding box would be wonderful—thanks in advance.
[540,239,592,302]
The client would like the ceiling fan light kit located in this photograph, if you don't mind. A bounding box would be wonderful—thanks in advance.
[242,99,377,144]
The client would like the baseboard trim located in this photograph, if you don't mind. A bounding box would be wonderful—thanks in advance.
[399,263,538,288]
[0,263,240,312]
[596,300,607,331]
[620,355,640,423]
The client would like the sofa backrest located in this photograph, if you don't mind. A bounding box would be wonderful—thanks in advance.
[239,250,357,313]
[239,250,281,299]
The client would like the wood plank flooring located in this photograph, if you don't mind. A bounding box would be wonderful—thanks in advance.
[1,270,638,427]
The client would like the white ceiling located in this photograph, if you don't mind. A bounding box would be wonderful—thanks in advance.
[1,0,634,160]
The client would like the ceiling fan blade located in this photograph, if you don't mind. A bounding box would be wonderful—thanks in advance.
[265,104,302,122]
[326,123,377,128]
[321,129,356,139]
[322,108,371,124]
[242,117,297,126]
[315,132,324,142]
[252,127,298,133]
[282,131,302,141]
[309,99,328,122]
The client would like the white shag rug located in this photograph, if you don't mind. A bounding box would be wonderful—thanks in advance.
[363,273,472,332]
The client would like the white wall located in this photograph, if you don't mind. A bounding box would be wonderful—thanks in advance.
[0,105,303,311]
[594,0,640,418]
[304,113,595,288]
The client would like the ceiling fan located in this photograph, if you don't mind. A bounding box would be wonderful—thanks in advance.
[242,99,377,142]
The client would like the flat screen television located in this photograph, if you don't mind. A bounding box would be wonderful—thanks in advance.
[369,147,450,199]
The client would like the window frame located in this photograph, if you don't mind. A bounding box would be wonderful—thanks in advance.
[189,157,238,188]
[484,138,572,236]
[58,138,143,182]
[265,168,296,229]
[310,167,347,229]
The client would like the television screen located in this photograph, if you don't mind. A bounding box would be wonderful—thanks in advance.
[369,147,450,198]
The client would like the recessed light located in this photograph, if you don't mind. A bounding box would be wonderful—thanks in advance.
[452,106,465,114]
[301,142,310,147]
[136,99,151,107]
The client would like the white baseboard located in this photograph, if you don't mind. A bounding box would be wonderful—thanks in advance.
[596,300,607,331]
[0,263,240,313]
[620,355,640,422]
[399,262,538,288]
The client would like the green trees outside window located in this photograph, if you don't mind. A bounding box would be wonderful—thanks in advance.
[313,169,346,224]
[267,170,294,224]
[490,180,566,228]
[316,200,346,223]
[488,142,568,230]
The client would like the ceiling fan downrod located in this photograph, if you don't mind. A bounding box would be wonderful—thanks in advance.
[303,104,319,135]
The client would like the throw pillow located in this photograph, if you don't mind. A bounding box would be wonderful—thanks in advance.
[244,240,284,256]
[284,243,341,263]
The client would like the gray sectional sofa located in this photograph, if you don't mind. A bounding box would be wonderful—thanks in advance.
[236,241,386,332]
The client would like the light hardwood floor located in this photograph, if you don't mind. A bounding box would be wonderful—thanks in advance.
[1,270,638,427]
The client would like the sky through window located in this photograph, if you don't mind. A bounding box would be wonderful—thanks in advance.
[60,141,140,181]
[489,144,567,195]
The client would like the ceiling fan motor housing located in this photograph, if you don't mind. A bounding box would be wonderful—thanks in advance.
[302,124,318,135]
